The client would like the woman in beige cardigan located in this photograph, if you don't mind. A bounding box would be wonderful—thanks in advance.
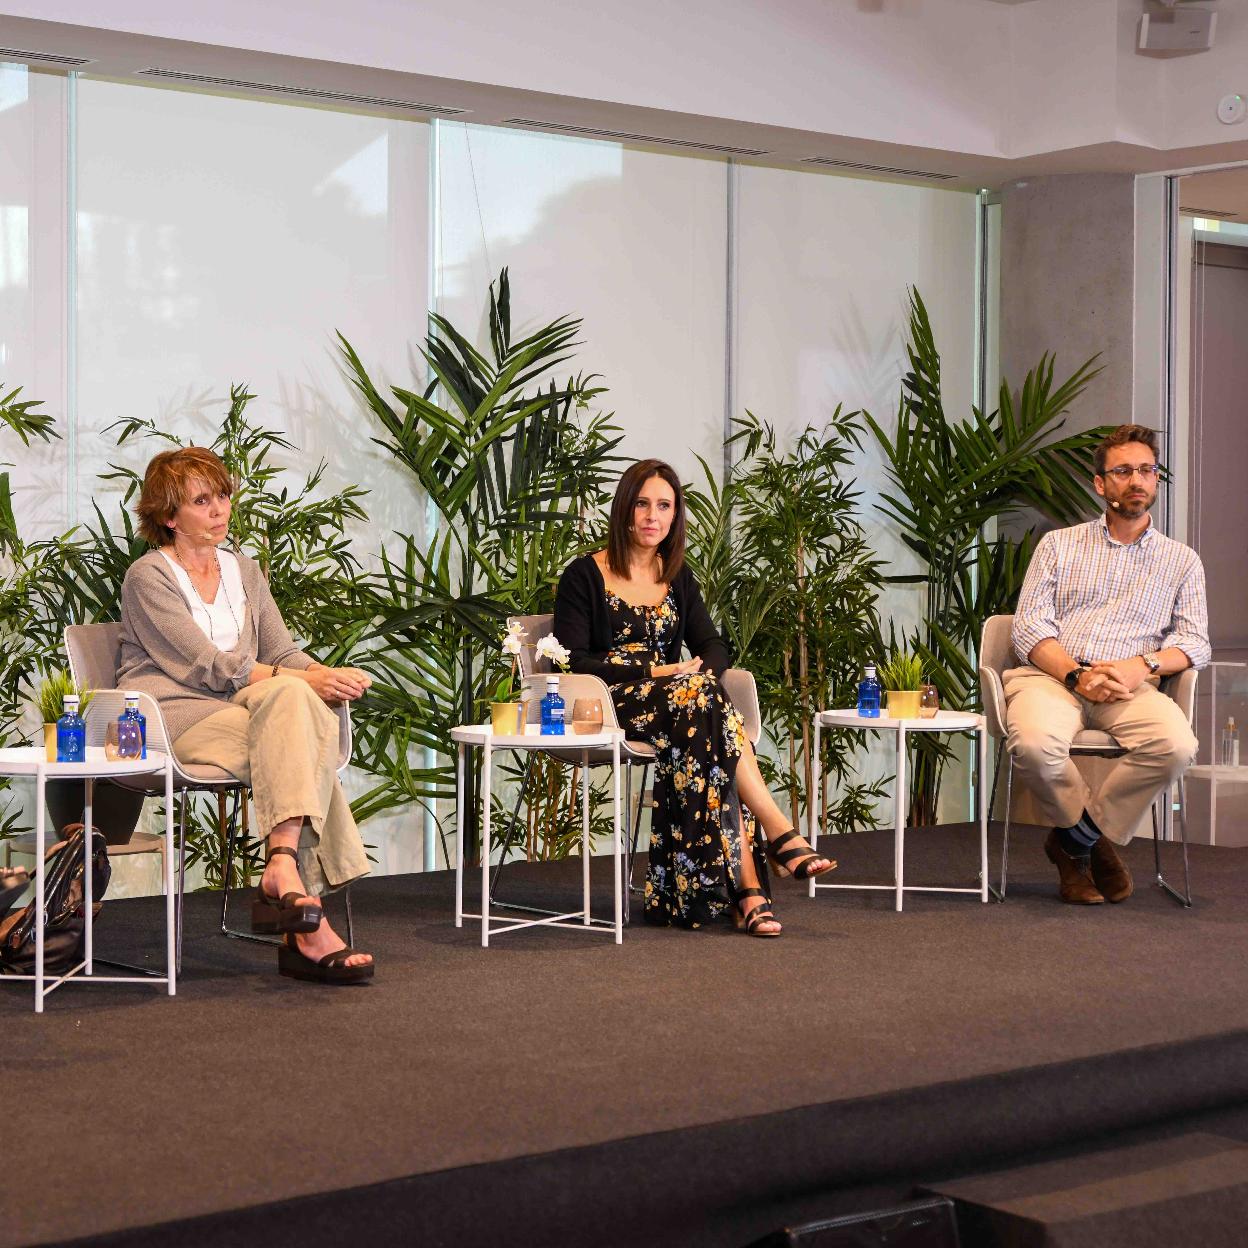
[117,446,374,985]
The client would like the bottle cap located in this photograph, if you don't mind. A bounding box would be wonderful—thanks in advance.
[63,693,80,709]
[865,664,877,675]
[546,674,559,689]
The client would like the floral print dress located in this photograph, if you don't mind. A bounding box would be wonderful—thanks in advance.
[603,589,770,928]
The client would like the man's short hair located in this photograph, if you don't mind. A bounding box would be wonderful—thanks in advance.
[1094,424,1160,476]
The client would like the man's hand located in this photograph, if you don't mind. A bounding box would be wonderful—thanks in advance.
[1088,657,1150,696]
[1076,664,1133,703]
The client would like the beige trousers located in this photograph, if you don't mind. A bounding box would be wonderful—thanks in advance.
[175,676,370,895]
[1002,666,1198,845]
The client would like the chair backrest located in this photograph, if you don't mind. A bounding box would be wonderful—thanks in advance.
[1163,668,1198,728]
[978,614,1016,740]
[65,622,124,698]
[510,614,556,677]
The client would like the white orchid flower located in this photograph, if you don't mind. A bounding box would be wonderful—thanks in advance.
[501,633,522,656]
[506,620,525,637]
[535,633,570,669]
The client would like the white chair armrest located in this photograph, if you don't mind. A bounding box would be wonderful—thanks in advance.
[720,668,762,746]
[979,665,1008,742]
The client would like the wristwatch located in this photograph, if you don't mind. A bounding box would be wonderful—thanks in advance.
[1141,653,1162,675]
[1064,665,1086,691]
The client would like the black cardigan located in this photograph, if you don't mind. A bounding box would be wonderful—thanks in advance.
[553,554,732,685]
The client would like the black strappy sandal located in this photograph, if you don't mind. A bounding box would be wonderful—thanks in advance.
[0,868,29,922]
[251,845,322,935]
[733,887,782,938]
[766,829,837,881]
[277,933,374,985]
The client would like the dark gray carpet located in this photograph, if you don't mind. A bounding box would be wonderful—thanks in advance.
[3,824,1246,1248]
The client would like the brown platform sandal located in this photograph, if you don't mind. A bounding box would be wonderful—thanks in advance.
[277,932,375,985]
[766,829,837,880]
[733,887,782,938]
[251,846,322,935]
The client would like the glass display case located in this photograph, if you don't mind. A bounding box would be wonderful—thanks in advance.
[1186,662,1248,846]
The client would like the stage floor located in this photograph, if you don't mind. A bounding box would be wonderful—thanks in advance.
[5,824,1248,1248]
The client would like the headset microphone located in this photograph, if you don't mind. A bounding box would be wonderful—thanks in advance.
[1109,500,1121,510]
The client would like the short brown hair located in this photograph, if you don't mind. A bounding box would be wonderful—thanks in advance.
[135,447,234,546]
[606,458,686,583]
[1094,424,1160,476]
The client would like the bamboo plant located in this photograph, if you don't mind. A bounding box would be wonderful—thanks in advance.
[865,287,1107,824]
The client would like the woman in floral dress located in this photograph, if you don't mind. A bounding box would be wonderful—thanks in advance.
[554,459,836,936]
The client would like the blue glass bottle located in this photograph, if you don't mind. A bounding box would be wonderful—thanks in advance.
[56,694,87,763]
[122,692,147,759]
[540,676,566,736]
[856,664,882,719]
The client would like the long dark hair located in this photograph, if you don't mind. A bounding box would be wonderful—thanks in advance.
[606,458,685,583]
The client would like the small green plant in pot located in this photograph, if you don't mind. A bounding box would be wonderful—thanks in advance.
[36,671,94,761]
[878,653,924,721]
[490,622,529,735]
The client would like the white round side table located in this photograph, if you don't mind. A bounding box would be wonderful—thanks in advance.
[809,708,989,912]
[0,746,176,1012]
[450,722,625,946]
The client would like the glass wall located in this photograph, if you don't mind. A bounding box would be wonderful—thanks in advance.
[435,122,728,482]
[2,65,986,881]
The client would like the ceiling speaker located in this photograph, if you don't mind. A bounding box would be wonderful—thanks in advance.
[1138,7,1216,54]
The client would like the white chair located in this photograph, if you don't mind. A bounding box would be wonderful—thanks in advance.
[978,613,1193,907]
[491,613,762,922]
[65,622,356,967]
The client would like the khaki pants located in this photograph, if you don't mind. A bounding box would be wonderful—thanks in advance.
[175,676,370,895]
[1002,667,1198,845]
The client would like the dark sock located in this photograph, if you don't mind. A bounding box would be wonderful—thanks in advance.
[1057,811,1102,857]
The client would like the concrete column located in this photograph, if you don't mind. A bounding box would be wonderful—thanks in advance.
[1000,173,1136,435]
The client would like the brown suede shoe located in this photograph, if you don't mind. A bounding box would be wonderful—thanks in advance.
[1089,836,1134,903]
[1044,829,1105,905]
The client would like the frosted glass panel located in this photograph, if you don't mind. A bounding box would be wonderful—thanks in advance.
[0,64,68,538]
[736,166,978,814]
[74,78,431,874]
[75,79,428,541]
[737,166,977,622]
[435,123,727,481]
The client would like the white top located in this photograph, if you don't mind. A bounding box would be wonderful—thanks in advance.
[160,548,248,651]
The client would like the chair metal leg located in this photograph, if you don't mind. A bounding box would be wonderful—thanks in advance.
[1154,776,1193,908]
[627,763,651,899]
[622,762,634,925]
[92,792,187,980]
[990,755,1014,903]
[344,884,355,947]
[221,790,277,946]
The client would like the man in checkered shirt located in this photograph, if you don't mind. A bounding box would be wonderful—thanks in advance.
[1006,424,1208,905]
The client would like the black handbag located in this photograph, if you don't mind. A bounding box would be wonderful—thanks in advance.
[0,823,111,976]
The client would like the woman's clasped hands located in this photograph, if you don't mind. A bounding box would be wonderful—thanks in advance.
[300,665,372,703]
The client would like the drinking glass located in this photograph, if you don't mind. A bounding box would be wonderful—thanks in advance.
[106,719,143,760]
[919,683,940,719]
[571,697,604,735]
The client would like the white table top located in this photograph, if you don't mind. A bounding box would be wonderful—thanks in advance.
[0,746,170,778]
[451,723,625,748]
[817,708,984,732]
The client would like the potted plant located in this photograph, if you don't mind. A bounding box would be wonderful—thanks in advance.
[878,653,924,720]
[489,622,529,735]
[36,671,94,761]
